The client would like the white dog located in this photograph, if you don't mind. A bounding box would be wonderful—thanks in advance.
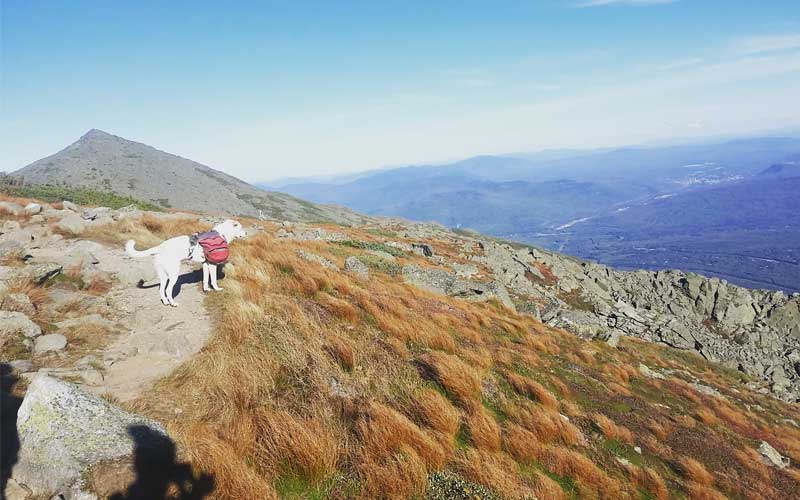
[125,219,246,306]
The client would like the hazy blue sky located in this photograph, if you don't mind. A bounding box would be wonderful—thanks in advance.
[2,1,800,181]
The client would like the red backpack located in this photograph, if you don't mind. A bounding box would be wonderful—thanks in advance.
[196,230,229,264]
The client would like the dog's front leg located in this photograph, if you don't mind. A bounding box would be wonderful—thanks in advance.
[209,263,223,291]
[202,262,211,292]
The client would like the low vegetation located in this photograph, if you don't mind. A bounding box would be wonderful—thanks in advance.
[0,182,163,211]
[103,217,800,500]
[5,195,798,499]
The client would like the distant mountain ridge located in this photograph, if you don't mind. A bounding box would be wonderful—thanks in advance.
[11,129,361,224]
[270,137,800,292]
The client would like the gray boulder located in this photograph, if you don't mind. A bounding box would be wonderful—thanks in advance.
[0,201,24,215]
[402,264,514,310]
[23,203,42,215]
[0,311,41,338]
[62,200,80,212]
[412,243,435,257]
[23,262,63,284]
[34,333,68,354]
[57,214,86,235]
[0,239,24,260]
[758,441,790,469]
[639,363,666,380]
[1,293,36,316]
[11,375,169,499]
[345,256,369,279]
[81,207,112,221]
[297,250,340,271]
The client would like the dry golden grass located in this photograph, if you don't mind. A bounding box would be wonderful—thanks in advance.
[505,403,584,446]
[454,449,536,499]
[354,402,445,498]
[592,412,634,444]
[408,388,460,436]
[538,445,626,498]
[324,334,355,371]
[694,407,720,426]
[504,372,558,409]
[626,465,668,500]
[415,351,481,405]
[685,483,727,500]
[464,404,501,452]
[251,408,339,483]
[78,218,798,500]
[677,456,714,486]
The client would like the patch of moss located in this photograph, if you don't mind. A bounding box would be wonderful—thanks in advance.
[602,438,643,467]
[481,397,508,423]
[366,228,397,238]
[334,240,405,257]
[454,425,471,450]
[358,254,402,276]
[520,461,580,499]
[274,472,339,500]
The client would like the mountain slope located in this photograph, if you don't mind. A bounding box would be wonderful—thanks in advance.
[3,193,799,499]
[12,129,361,224]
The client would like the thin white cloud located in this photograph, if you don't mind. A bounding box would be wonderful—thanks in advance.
[735,34,800,55]
[655,57,704,71]
[577,0,676,7]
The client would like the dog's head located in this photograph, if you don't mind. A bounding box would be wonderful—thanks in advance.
[214,219,247,242]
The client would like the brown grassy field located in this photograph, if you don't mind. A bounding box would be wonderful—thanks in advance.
[112,219,800,500]
[6,200,799,500]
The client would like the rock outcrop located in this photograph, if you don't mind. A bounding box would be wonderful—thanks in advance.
[402,263,515,310]
[10,375,168,499]
[468,239,800,401]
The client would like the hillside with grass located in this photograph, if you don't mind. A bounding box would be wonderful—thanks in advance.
[2,192,800,500]
[8,129,363,225]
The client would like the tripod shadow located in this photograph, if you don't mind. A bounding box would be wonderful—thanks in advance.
[0,363,22,496]
[109,425,214,500]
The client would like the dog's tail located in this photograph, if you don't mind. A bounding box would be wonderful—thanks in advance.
[125,240,160,258]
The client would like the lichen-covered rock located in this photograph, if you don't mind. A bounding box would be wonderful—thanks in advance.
[0,201,24,215]
[62,200,80,212]
[296,250,339,271]
[57,214,86,235]
[470,238,800,402]
[23,203,42,215]
[81,207,112,221]
[22,262,63,284]
[1,293,36,316]
[402,264,515,310]
[0,239,24,260]
[758,441,790,469]
[11,375,168,499]
[344,256,369,279]
[639,363,666,380]
[0,311,42,338]
[33,333,67,354]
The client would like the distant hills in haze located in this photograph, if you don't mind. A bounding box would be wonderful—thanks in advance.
[9,129,361,224]
[263,137,800,292]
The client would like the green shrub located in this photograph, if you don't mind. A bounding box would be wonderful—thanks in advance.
[0,184,162,211]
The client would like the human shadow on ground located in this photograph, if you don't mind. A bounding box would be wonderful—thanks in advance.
[109,425,214,500]
[0,363,22,496]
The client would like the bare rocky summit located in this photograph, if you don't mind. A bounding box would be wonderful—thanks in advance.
[11,129,362,224]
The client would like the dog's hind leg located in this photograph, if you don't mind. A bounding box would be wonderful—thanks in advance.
[156,267,169,306]
[202,262,210,292]
[209,264,223,291]
[164,262,181,307]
